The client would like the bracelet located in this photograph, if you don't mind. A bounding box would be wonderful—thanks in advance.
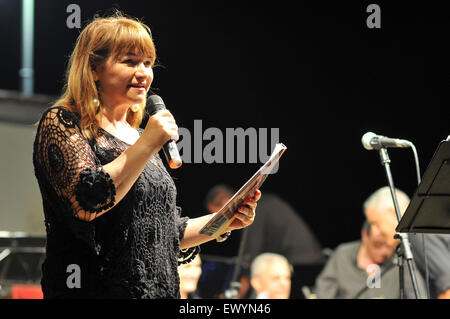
[216,231,231,242]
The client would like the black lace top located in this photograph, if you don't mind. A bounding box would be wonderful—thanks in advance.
[33,106,198,299]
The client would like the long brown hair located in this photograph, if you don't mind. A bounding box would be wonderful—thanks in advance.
[53,11,156,139]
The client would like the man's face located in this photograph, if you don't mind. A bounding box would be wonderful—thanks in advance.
[251,261,291,299]
[365,203,400,254]
[362,223,398,265]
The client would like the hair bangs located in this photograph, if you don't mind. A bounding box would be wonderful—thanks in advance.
[109,20,156,65]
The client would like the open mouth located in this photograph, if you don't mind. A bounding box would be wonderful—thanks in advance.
[129,83,146,89]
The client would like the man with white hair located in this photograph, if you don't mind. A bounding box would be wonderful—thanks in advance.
[250,253,292,299]
[314,187,427,299]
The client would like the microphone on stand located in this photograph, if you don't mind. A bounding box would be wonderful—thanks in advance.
[361,132,412,150]
[146,94,183,169]
[361,130,422,299]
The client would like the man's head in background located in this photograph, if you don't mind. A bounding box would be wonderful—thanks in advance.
[204,184,234,213]
[362,186,410,263]
[250,253,292,299]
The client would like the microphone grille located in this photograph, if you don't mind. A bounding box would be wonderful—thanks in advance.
[361,132,376,150]
[147,94,166,115]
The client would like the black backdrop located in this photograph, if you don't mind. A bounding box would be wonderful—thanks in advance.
[1,1,448,255]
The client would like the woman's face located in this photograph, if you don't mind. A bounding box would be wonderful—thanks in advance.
[93,49,153,107]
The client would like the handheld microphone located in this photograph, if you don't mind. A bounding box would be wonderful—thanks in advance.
[147,94,182,169]
[361,132,411,150]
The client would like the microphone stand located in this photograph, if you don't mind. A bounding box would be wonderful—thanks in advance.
[222,227,249,299]
[378,147,421,299]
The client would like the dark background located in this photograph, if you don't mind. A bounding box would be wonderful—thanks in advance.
[1,1,448,256]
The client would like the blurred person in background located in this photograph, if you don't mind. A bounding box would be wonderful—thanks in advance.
[249,253,292,299]
[178,254,203,299]
[409,233,450,299]
[314,187,427,299]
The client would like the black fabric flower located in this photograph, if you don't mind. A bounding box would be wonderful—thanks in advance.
[74,167,116,213]
[47,143,65,174]
[57,107,78,128]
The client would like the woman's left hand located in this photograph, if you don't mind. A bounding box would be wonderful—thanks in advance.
[228,189,261,231]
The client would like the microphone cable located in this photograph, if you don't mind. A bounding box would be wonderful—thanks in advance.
[408,141,430,299]
[408,142,421,186]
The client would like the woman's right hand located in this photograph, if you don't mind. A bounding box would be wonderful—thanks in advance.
[142,109,179,151]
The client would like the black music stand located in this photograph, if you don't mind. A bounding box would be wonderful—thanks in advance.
[397,137,450,234]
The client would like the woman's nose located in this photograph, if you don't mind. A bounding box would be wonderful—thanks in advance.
[135,62,151,78]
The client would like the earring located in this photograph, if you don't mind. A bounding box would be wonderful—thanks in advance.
[93,98,100,107]
[130,104,139,112]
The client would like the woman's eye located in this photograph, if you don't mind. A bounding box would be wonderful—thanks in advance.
[122,58,152,69]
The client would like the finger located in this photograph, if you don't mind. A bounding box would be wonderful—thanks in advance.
[243,196,258,207]
[157,110,173,117]
[163,117,176,126]
[238,205,250,215]
[253,189,261,201]
[238,205,255,217]
[242,201,257,211]
[245,189,261,202]
[234,210,254,225]
[243,194,255,204]
[247,189,261,203]
[151,110,171,121]
[169,126,179,141]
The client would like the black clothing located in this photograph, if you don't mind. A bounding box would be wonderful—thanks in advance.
[242,193,324,267]
[33,106,197,298]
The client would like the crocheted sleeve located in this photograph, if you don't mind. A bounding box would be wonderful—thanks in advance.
[34,107,116,221]
[176,206,200,265]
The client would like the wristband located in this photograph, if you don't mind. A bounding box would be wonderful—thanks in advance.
[216,231,231,242]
